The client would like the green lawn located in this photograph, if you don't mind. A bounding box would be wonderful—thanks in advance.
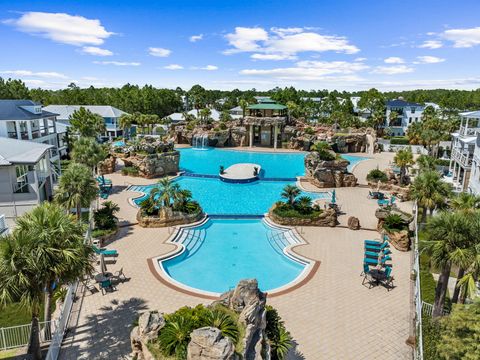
[0,303,34,328]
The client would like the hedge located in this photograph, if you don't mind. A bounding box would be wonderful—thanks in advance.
[390,136,410,145]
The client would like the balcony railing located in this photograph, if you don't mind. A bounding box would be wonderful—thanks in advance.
[459,125,480,136]
[451,148,473,168]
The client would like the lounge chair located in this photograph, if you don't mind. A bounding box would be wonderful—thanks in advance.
[372,266,394,291]
[93,245,118,257]
[364,239,385,246]
[365,243,390,253]
[96,176,112,184]
[363,255,392,267]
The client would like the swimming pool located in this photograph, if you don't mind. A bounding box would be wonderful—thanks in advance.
[113,140,125,147]
[131,176,330,215]
[158,218,310,294]
[178,147,368,176]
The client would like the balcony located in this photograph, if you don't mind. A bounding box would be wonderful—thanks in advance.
[459,125,480,136]
[451,148,473,168]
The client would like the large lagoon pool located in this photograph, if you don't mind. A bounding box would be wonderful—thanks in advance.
[178,148,368,177]
[160,218,307,293]
[132,176,330,215]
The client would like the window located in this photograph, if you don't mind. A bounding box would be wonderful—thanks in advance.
[415,117,418,122]
[409,117,412,124]
[14,165,30,193]
[411,107,416,113]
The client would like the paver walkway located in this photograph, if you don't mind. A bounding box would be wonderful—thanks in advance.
[59,151,413,360]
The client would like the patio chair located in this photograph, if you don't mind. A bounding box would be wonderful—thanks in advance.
[100,279,116,295]
[361,264,375,288]
[82,278,98,294]
[367,191,374,199]
[93,245,118,257]
[112,267,127,283]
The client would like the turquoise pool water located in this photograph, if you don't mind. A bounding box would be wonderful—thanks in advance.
[178,148,368,176]
[161,219,306,293]
[113,140,125,147]
[132,176,330,215]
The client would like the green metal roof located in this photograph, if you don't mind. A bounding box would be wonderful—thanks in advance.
[247,103,287,110]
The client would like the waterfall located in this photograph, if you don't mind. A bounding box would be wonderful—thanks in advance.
[193,133,209,150]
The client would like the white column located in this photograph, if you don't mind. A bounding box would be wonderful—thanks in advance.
[26,121,33,140]
[249,125,254,148]
[15,121,21,140]
[273,124,278,149]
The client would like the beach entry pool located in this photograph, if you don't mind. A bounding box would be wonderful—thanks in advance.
[130,148,369,295]
[157,218,310,294]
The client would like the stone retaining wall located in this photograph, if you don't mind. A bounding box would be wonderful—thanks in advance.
[268,207,337,227]
[137,208,204,228]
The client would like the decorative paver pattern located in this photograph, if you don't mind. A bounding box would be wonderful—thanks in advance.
[59,152,413,360]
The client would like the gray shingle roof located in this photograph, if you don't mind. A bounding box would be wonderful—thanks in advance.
[387,99,422,107]
[0,100,58,121]
[43,105,127,121]
[0,138,53,166]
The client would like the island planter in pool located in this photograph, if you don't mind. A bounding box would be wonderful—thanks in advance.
[149,217,319,297]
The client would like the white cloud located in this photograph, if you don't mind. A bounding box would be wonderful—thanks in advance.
[81,46,113,56]
[414,56,445,64]
[81,76,99,81]
[240,60,368,81]
[164,64,183,70]
[224,26,359,57]
[148,47,171,57]
[189,34,203,42]
[224,27,269,53]
[250,53,297,61]
[371,65,414,75]
[202,65,218,71]
[354,57,367,62]
[3,12,113,46]
[0,70,68,79]
[384,57,404,64]
[93,61,140,66]
[442,27,480,48]
[418,40,443,49]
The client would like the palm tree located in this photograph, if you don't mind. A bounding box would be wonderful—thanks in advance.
[388,111,400,127]
[14,202,93,324]
[150,178,180,208]
[450,192,480,213]
[281,185,301,206]
[118,113,133,139]
[55,163,98,221]
[422,211,475,317]
[411,170,452,223]
[239,99,248,119]
[199,108,212,124]
[406,121,423,145]
[0,232,44,360]
[393,147,414,185]
[416,155,437,173]
[71,137,108,172]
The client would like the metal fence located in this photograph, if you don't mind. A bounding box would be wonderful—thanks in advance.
[0,320,57,351]
[412,202,424,360]
[421,301,450,317]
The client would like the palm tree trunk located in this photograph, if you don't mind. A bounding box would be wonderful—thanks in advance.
[451,267,465,303]
[433,262,451,318]
[459,285,467,304]
[44,283,53,338]
[421,207,428,224]
[76,201,82,222]
[28,314,42,360]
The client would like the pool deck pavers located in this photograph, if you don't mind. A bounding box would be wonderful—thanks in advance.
[59,151,413,360]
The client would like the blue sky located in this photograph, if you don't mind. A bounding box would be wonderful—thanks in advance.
[1,0,480,91]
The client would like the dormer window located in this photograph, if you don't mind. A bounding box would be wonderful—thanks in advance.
[411,107,416,113]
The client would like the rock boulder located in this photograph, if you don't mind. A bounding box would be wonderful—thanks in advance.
[305,152,357,188]
[347,216,361,230]
[187,327,237,360]
[130,311,165,360]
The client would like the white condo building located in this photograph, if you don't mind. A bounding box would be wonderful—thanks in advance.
[450,111,480,192]
[385,98,424,136]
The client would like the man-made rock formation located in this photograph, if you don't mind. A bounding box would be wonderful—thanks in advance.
[98,155,116,175]
[368,181,410,201]
[348,216,361,230]
[375,208,413,251]
[269,206,337,227]
[137,207,204,228]
[131,311,165,360]
[187,327,237,360]
[304,152,357,188]
[215,279,267,360]
[123,151,180,178]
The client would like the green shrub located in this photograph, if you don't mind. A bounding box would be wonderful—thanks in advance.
[93,201,119,230]
[266,305,293,360]
[435,159,450,167]
[121,166,139,176]
[390,136,410,145]
[304,127,315,135]
[311,142,336,161]
[273,202,322,219]
[423,316,441,360]
[382,214,408,232]
[366,168,388,183]
[140,197,158,216]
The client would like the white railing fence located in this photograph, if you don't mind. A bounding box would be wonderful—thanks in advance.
[44,206,94,360]
[0,320,57,351]
[421,301,450,317]
[413,202,424,360]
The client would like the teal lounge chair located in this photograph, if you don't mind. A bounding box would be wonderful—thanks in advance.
[365,243,390,253]
[96,176,112,184]
[363,255,392,267]
[93,246,118,257]
[364,239,385,246]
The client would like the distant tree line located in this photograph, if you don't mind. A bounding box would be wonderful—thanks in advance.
[2,77,480,117]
